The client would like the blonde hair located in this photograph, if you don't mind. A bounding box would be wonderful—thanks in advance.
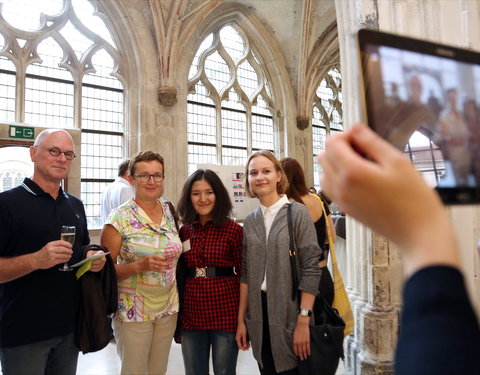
[244,150,289,198]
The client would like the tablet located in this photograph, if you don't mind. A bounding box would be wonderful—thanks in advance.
[357,28,480,204]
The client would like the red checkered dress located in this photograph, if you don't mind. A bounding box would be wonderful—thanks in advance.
[179,218,243,332]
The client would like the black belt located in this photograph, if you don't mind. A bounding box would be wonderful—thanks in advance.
[187,267,236,278]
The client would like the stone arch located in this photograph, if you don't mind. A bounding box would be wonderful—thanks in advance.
[304,21,340,122]
[94,0,159,153]
[298,21,340,186]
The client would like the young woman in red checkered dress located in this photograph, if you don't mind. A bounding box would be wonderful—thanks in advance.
[176,169,243,375]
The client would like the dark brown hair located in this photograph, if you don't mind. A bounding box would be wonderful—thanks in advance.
[177,169,232,226]
[118,159,130,177]
[279,157,309,203]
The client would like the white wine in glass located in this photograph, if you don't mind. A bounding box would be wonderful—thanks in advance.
[59,225,75,271]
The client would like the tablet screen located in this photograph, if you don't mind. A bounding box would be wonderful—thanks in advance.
[357,29,480,204]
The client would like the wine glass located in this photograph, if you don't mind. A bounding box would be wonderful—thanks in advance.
[59,225,76,271]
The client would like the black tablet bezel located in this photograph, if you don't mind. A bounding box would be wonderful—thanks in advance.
[357,28,480,205]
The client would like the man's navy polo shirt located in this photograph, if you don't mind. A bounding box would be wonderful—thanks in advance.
[0,178,90,347]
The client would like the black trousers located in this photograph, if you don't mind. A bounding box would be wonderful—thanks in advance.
[259,292,298,375]
[319,266,334,306]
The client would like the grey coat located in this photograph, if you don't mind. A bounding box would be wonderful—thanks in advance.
[240,202,322,372]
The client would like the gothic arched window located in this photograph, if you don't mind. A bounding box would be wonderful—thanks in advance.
[0,0,125,228]
[187,24,276,175]
[0,56,15,122]
[312,67,343,188]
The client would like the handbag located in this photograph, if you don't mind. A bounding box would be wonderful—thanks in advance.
[320,202,354,337]
[287,203,345,375]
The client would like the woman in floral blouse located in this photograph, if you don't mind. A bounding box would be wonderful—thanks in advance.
[101,151,182,375]
[176,169,243,375]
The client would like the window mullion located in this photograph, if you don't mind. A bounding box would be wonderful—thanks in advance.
[74,75,83,129]
[216,101,222,164]
[15,65,26,123]
[246,106,252,155]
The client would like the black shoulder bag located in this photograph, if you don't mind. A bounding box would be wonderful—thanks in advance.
[167,201,186,343]
[287,202,345,375]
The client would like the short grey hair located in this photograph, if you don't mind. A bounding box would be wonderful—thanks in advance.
[34,129,73,147]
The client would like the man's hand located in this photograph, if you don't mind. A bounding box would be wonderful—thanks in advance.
[33,240,72,269]
[86,250,107,272]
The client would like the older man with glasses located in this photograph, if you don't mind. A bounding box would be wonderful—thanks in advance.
[0,129,106,375]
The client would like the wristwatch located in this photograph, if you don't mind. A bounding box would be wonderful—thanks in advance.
[298,307,312,317]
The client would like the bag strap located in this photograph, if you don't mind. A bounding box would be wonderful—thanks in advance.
[320,200,339,278]
[166,201,180,232]
[287,203,300,302]
[322,202,354,337]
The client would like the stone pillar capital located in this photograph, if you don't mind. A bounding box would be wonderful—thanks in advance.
[158,86,177,107]
[296,115,310,130]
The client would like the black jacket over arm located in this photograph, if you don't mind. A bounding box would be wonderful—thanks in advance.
[76,244,118,354]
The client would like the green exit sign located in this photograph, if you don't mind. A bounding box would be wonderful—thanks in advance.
[9,125,35,140]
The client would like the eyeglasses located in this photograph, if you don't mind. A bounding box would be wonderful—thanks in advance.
[38,147,76,160]
[132,173,165,183]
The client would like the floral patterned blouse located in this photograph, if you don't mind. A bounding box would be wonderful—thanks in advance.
[107,197,182,322]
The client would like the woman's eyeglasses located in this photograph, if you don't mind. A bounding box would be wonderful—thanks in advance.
[132,173,165,183]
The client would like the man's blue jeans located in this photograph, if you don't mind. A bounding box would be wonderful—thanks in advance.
[181,329,238,375]
[0,332,79,375]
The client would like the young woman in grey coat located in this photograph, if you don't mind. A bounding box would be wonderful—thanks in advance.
[235,150,322,375]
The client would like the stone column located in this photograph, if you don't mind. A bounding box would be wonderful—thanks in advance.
[335,1,399,373]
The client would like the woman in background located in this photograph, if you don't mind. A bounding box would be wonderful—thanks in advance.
[280,157,336,306]
[177,169,243,375]
[101,151,182,375]
[236,150,322,375]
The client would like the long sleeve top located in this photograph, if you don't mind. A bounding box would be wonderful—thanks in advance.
[179,218,243,332]
[395,265,480,375]
[241,202,322,372]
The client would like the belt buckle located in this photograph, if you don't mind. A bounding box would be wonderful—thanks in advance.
[195,267,207,278]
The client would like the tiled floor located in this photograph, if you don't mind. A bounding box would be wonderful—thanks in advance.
[0,338,346,374]
[77,340,346,375]
[77,341,260,375]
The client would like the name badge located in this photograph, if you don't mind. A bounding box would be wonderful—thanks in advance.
[182,239,191,253]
